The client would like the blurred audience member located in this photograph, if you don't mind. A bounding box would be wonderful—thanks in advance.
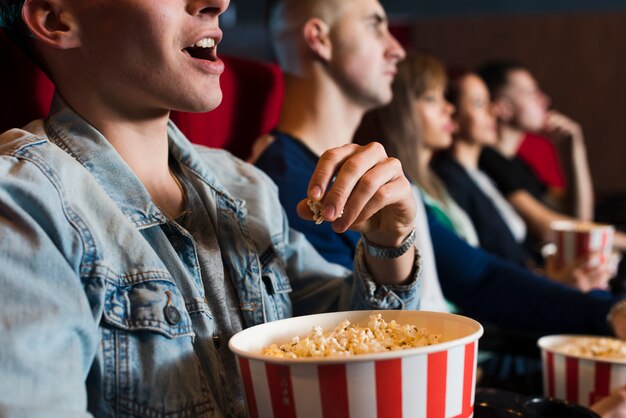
[477,60,594,221]
[474,61,626,255]
[433,70,531,266]
[366,54,481,247]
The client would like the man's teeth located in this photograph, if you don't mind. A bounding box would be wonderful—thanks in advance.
[191,38,215,48]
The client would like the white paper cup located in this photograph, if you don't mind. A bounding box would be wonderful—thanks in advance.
[550,221,615,272]
[538,335,626,408]
[229,310,483,418]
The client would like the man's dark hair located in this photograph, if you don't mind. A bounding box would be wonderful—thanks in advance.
[0,0,29,35]
[476,60,526,99]
[1,0,48,74]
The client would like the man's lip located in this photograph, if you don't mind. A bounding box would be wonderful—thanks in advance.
[185,53,225,75]
[203,58,225,75]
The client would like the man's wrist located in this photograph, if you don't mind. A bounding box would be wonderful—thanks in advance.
[362,224,416,247]
[362,227,416,259]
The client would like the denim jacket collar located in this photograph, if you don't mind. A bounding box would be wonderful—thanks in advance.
[44,95,244,228]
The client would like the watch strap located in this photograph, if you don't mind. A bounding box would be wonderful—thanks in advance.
[362,228,416,259]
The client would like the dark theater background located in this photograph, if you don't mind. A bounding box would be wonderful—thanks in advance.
[220,0,626,228]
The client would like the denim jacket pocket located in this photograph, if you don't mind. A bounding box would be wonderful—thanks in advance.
[100,274,216,418]
[103,275,194,338]
[259,244,293,321]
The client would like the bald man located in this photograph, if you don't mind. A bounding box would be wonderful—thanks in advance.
[255,0,409,267]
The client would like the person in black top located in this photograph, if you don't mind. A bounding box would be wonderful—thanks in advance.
[476,60,594,221]
[478,145,547,202]
[433,157,530,266]
[434,71,533,266]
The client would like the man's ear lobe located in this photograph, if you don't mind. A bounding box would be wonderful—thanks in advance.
[303,17,331,61]
[22,0,80,49]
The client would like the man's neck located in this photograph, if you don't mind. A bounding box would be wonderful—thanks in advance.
[497,124,525,157]
[451,139,481,170]
[60,90,184,217]
[276,74,366,157]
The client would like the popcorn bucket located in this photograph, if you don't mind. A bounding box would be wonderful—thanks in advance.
[229,310,483,418]
[549,221,615,272]
[538,335,626,408]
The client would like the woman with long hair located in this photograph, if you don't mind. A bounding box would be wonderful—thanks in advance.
[357,52,480,247]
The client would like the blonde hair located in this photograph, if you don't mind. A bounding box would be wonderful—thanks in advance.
[356,52,447,185]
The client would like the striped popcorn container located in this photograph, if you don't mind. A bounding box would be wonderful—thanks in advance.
[550,221,615,273]
[538,335,626,408]
[229,310,483,418]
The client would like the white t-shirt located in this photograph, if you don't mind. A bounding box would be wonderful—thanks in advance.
[411,186,449,313]
[466,167,527,243]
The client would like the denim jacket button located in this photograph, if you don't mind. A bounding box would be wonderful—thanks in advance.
[213,334,221,349]
[164,305,182,325]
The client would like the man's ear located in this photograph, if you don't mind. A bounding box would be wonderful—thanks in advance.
[492,98,514,123]
[302,17,331,61]
[22,0,80,49]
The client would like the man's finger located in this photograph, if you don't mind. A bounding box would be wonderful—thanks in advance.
[311,143,388,222]
[307,143,361,201]
[330,156,401,231]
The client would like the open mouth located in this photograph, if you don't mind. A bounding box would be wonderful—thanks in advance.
[183,37,217,61]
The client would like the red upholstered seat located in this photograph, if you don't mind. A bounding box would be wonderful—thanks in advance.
[0,29,283,160]
[171,55,283,160]
[0,29,54,133]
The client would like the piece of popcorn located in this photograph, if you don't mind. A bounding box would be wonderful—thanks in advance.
[307,199,324,224]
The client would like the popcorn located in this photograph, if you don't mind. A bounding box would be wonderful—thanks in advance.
[307,199,344,225]
[558,337,626,359]
[307,199,324,224]
[263,314,441,359]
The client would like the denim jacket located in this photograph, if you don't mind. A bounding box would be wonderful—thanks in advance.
[0,97,420,417]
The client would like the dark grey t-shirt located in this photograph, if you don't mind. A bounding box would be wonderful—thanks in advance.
[175,167,246,416]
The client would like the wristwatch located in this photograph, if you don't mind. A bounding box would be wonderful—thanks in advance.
[362,227,416,259]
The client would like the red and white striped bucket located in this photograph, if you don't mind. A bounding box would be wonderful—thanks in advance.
[538,335,626,408]
[550,221,615,273]
[229,310,483,418]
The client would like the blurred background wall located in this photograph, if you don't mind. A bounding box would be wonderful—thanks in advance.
[221,0,626,218]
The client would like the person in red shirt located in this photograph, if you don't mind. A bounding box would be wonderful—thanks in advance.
[477,61,594,222]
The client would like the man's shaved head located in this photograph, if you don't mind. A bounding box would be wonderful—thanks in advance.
[266,0,350,73]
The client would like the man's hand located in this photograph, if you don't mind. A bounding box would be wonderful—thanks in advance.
[296,142,417,285]
[296,142,416,246]
[543,110,583,143]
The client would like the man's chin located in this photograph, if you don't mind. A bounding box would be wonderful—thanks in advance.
[178,93,223,114]
[365,93,393,112]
